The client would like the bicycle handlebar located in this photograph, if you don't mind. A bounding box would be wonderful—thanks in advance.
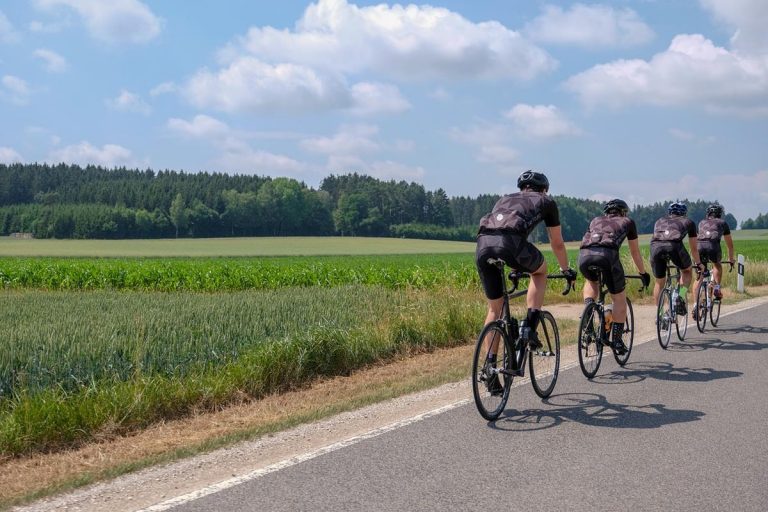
[625,274,650,292]
[547,273,576,295]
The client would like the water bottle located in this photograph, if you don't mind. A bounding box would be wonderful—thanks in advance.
[671,288,679,312]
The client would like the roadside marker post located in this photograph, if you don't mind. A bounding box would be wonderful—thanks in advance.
[737,254,745,293]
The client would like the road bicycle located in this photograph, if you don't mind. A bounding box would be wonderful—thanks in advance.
[656,259,688,349]
[693,259,734,333]
[577,267,647,379]
[472,259,574,421]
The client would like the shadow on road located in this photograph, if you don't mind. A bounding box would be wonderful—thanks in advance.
[489,392,704,432]
[588,361,743,385]
[666,324,768,352]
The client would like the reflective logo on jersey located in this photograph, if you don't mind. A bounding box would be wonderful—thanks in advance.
[496,214,504,221]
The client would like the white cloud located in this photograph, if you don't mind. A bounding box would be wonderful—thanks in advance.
[107,89,151,115]
[0,147,23,163]
[451,122,520,170]
[215,148,308,176]
[700,0,768,54]
[1,75,31,105]
[595,170,768,224]
[231,0,554,81]
[525,4,654,48]
[429,88,452,101]
[349,82,410,116]
[301,124,380,155]
[0,11,20,43]
[668,128,716,144]
[476,145,520,167]
[565,34,768,116]
[167,115,308,177]
[29,19,69,34]
[328,155,424,180]
[167,115,230,139]
[184,57,351,113]
[33,48,68,73]
[33,0,161,44]
[505,104,581,138]
[48,141,134,167]
[150,81,176,97]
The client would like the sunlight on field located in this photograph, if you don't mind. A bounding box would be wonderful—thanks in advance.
[0,236,476,257]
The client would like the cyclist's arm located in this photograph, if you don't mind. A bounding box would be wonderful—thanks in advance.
[546,225,570,271]
[688,236,701,266]
[628,238,646,274]
[724,233,735,262]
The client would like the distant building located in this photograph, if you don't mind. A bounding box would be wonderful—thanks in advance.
[9,232,35,239]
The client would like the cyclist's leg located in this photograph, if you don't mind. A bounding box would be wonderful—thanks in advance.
[475,236,506,353]
[649,242,668,308]
[604,255,628,353]
[511,237,546,347]
[577,250,601,303]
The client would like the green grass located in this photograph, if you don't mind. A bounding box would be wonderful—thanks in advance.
[0,236,476,257]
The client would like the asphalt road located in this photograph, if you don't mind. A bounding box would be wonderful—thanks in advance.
[170,303,768,512]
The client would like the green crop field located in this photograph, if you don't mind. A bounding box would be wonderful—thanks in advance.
[0,236,475,258]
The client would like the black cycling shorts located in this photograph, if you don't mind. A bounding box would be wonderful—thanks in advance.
[698,240,722,264]
[578,247,626,294]
[476,233,545,300]
[650,241,692,278]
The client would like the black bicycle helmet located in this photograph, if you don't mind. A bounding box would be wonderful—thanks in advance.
[603,198,629,215]
[517,170,549,192]
[668,201,687,216]
[707,202,724,218]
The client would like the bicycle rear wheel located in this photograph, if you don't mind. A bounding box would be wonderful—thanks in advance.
[472,321,512,421]
[613,298,634,366]
[657,289,673,349]
[695,282,708,333]
[530,310,560,398]
[578,302,603,378]
[710,298,721,326]
[676,290,688,340]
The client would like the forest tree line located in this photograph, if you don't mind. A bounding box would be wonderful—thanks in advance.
[0,163,738,242]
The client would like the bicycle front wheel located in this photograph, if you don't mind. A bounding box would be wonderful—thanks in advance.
[472,322,512,421]
[695,283,708,333]
[676,291,689,341]
[613,298,634,366]
[578,302,603,378]
[657,289,673,349]
[710,297,721,326]
[530,311,560,398]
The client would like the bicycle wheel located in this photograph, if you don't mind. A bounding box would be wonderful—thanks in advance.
[472,321,512,421]
[613,298,634,366]
[578,302,603,378]
[657,288,673,349]
[676,290,688,341]
[530,310,560,398]
[710,297,721,326]
[695,283,708,333]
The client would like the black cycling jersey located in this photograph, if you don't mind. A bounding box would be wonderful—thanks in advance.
[651,214,696,243]
[579,214,638,250]
[477,191,560,238]
[697,217,730,243]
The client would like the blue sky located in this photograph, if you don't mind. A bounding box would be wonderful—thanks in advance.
[1,0,766,223]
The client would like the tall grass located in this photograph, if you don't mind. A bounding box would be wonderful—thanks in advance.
[0,287,485,456]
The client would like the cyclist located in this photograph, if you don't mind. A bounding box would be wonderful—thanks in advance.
[650,202,701,317]
[475,170,577,370]
[693,203,735,318]
[578,199,651,355]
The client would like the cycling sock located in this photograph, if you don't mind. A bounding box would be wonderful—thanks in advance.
[526,309,541,332]
[611,321,624,342]
[487,353,497,365]
[584,297,595,306]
